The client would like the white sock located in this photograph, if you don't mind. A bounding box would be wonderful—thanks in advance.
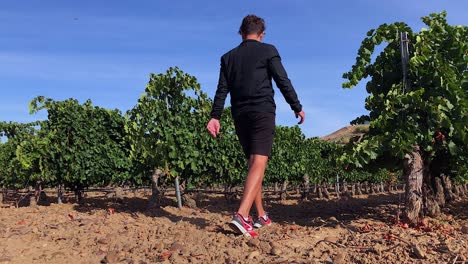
[237,212,249,222]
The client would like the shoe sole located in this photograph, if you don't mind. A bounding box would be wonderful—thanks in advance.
[254,222,272,228]
[228,220,254,237]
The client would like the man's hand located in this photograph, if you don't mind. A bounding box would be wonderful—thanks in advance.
[207,118,221,137]
[295,111,305,124]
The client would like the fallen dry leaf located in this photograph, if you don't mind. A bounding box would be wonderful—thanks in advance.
[289,225,299,231]
[384,232,396,241]
[360,224,371,233]
[68,213,76,220]
[158,250,172,261]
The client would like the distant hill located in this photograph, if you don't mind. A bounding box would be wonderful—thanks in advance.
[320,124,369,144]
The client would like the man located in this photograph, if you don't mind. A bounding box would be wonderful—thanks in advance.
[207,14,305,237]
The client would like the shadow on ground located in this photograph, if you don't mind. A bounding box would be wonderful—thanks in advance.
[5,188,466,230]
[68,190,408,229]
[198,192,405,227]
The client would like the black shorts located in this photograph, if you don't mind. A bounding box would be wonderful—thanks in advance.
[234,112,275,159]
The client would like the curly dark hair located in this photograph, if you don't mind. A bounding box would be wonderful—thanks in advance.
[238,14,266,35]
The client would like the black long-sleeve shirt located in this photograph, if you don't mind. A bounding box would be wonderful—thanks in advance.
[210,39,302,120]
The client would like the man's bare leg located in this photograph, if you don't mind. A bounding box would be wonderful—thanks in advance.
[237,154,268,218]
[247,156,267,217]
[254,182,266,217]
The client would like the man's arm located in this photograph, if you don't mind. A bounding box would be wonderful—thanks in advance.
[268,46,303,113]
[207,58,229,137]
[210,58,229,120]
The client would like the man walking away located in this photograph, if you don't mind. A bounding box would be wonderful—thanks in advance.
[207,14,305,237]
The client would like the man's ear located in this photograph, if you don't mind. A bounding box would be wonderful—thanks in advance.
[258,32,265,41]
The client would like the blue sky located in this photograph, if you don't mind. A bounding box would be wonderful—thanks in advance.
[0,1,466,137]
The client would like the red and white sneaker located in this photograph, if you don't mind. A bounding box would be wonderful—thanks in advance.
[228,212,258,237]
[253,214,272,228]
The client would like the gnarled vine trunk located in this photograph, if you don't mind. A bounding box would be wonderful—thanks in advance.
[342,182,350,195]
[75,188,84,204]
[182,193,197,208]
[386,183,391,193]
[403,145,464,224]
[317,184,323,199]
[322,183,330,199]
[433,176,446,207]
[147,168,163,209]
[301,174,310,200]
[423,184,440,217]
[280,179,288,201]
[114,187,124,203]
[441,174,457,202]
[34,180,42,204]
[29,188,37,207]
[365,182,371,194]
[421,154,462,218]
[458,184,466,197]
[30,181,43,207]
[403,146,424,225]
[357,183,363,195]
[274,182,280,195]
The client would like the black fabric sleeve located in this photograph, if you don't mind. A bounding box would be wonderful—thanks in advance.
[268,46,302,113]
[210,57,229,120]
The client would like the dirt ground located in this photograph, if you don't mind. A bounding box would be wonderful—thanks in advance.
[0,189,467,264]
